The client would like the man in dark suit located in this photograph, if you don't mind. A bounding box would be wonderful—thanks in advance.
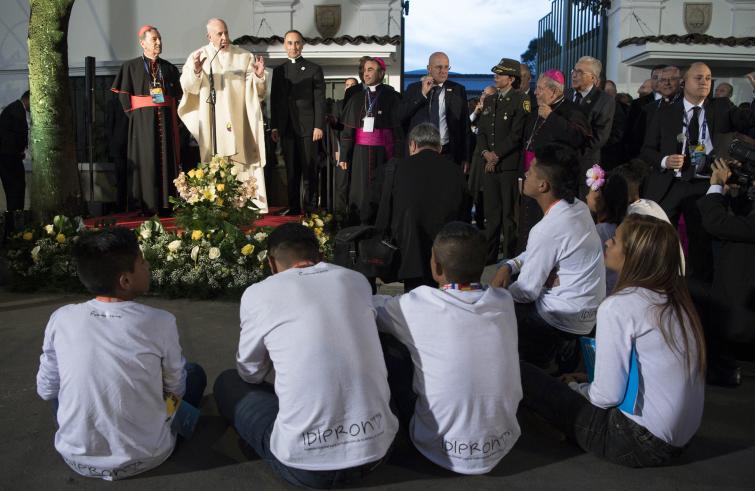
[270,30,326,214]
[641,62,755,282]
[520,64,538,113]
[634,66,682,159]
[624,64,667,158]
[0,90,30,215]
[477,58,529,264]
[565,56,615,195]
[376,123,469,291]
[400,52,470,169]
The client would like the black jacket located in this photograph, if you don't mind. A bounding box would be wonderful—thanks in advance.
[524,97,592,156]
[376,149,469,280]
[400,80,471,164]
[270,58,326,137]
[624,92,655,157]
[641,97,755,202]
[0,99,28,156]
[566,86,615,170]
[698,191,755,342]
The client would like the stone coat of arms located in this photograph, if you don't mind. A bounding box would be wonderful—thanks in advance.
[684,3,712,34]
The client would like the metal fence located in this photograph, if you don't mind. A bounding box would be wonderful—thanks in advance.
[537,0,607,79]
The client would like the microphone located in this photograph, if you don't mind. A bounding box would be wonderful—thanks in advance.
[675,133,686,178]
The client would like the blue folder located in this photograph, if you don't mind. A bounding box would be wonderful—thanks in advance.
[579,337,639,414]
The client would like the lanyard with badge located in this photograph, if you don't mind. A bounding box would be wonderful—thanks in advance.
[143,56,165,103]
[682,107,707,172]
[362,88,381,133]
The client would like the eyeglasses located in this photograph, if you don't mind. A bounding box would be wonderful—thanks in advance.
[659,77,679,84]
[571,69,590,76]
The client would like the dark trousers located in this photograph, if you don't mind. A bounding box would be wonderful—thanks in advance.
[281,133,318,213]
[0,154,25,211]
[213,369,387,489]
[379,333,416,435]
[516,195,542,255]
[334,164,351,222]
[516,302,581,374]
[659,179,713,282]
[483,170,519,264]
[520,361,683,467]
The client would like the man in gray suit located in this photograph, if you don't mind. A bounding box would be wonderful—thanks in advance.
[565,56,615,196]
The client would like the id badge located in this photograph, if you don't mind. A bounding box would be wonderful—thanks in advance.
[690,143,706,173]
[362,117,375,133]
[150,87,165,103]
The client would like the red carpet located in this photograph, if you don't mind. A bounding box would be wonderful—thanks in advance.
[83,207,303,232]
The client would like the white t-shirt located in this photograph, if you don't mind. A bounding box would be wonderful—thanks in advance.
[582,288,704,446]
[507,199,606,334]
[374,286,522,475]
[36,300,187,480]
[237,262,398,471]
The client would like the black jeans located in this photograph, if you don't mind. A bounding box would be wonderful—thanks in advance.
[515,302,581,374]
[520,361,683,467]
[213,369,388,489]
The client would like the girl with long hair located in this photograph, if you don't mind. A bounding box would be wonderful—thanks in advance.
[519,214,706,467]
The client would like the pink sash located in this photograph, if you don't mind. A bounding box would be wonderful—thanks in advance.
[524,150,536,171]
[356,128,394,160]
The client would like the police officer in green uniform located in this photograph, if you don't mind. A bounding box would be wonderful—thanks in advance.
[478,58,529,264]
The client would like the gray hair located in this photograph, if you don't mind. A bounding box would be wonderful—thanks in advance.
[538,73,564,94]
[408,123,442,150]
[206,18,227,34]
[577,56,602,79]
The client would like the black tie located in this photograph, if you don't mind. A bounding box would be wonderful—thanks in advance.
[574,91,583,104]
[429,86,441,129]
[688,106,701,146]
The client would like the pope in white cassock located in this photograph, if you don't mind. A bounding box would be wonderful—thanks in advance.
[178,18,268,213]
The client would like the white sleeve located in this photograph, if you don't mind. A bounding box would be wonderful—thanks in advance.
[373,294,412,345]
[180,54,204,95]
[236,295,272,383]
[508,229,557,303]
[161,314,187,398]
[36,314,60,401]
[587,301,634,408]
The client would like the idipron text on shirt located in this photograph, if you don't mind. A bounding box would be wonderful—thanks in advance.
[302,413,384,449]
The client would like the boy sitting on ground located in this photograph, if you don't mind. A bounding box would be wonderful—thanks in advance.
[36,228,206,480]
[374,221,522,475]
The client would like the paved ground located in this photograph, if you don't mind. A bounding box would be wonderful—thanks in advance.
[1,281,754,490]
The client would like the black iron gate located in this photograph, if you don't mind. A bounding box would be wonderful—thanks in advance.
[537,0,607,79]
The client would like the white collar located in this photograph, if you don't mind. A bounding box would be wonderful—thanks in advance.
[654,91,662,100]
[683,97,705,113]
[288,56,302,63]
[366,84,379,92]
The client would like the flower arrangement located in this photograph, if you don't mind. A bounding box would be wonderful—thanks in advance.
[171,155,259,232]
[585,164,606,192]
[4,213,335,298]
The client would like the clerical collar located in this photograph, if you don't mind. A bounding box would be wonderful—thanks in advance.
[366,84,379,92]
[549,96,565,108]
[288,56,302,64]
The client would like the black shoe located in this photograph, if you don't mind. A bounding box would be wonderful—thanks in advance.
[707,365,742,387]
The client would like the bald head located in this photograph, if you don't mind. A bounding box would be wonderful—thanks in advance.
[427,52,450,84]
[684,62,712,103]
[206,18,230,50]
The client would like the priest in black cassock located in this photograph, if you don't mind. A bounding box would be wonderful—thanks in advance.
[337,57,403,225]
[111,25,182,214]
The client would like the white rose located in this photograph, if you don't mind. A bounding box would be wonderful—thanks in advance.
[140,228,151,240]
[44,224,54,235]
[208,247,221,260]
[314,218,324,227]
[31,245,41,262]
[257,249,267,262]
[167,240,182,252]
[191,245,200,262]
[254,232,267,242]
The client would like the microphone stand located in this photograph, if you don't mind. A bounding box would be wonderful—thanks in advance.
[206,47,222,156]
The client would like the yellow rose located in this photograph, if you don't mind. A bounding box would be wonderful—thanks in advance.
[216,183,225,192]
[314,218,324,227]
[191,230,203,241]
[55,233,66,244]
[188,169,196,178]
[216,198,224,207]
[22,231,33,241]
[195,169,205,179]
[241,243,254,256]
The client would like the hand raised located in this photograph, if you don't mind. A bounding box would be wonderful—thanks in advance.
[193,50,206,74]
[253,55,265,78]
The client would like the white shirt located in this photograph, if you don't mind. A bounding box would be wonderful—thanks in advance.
[374,286,521,475]
[506,199,606,334]
[581,288,704,447]
[660,97,712,174]
[574,84,593,102]
[237,262,398,471]
[36,300,187,480]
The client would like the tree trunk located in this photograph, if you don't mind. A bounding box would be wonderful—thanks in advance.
[28,0,80,221]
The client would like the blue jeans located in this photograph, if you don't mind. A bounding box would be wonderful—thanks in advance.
[51,362,207,423]
[213,369,388,489]
[520,361,683,467]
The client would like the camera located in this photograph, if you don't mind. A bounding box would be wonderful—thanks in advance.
[700,138,755,191]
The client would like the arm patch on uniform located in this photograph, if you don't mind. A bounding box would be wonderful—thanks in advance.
[523,99,531,113]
